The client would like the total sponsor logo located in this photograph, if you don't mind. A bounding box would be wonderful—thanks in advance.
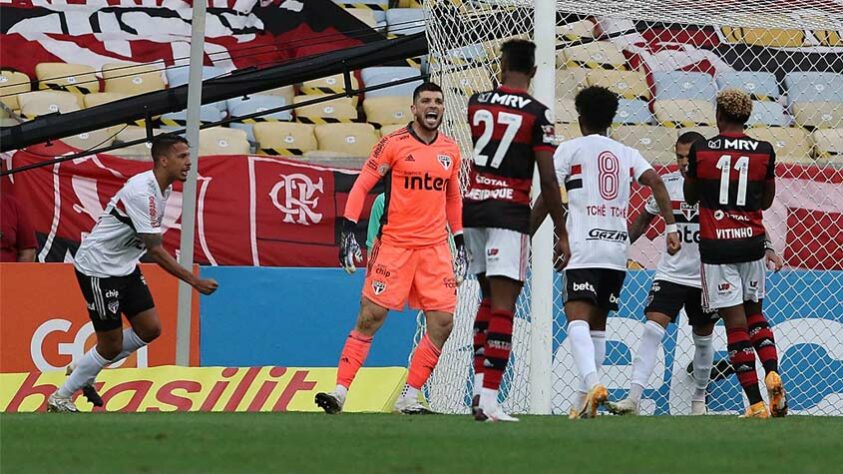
[586,228,628,243]
[713,210,751,222]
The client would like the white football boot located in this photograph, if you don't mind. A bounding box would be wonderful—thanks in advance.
[47,392,79,413]
[605,398,639,416]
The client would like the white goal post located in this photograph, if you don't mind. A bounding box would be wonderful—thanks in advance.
[418,0,843,416]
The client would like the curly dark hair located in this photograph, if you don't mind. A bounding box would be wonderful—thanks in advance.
[575,86,619,131]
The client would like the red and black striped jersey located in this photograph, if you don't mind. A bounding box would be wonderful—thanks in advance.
[463,86,556,234]
[687,133,776,264]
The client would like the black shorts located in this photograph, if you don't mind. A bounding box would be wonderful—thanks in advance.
[75,267,155,332]
[563,268,626,312]
[644,279,718,327]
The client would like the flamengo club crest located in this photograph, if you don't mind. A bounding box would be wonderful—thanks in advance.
[270,173,324,225]
[437,155,452,170]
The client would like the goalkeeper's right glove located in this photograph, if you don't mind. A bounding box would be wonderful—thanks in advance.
[338,218,363,274]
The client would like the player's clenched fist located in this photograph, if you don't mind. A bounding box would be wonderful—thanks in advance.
[193,278,219,295]
[339,218,363,274]
[666,227,681,256]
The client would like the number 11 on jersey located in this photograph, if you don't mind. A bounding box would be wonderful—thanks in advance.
[716,154,749,206]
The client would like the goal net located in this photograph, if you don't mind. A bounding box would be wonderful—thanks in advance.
[418,0,843,416]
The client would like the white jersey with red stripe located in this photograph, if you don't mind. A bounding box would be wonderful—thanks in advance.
[74,170,171,278]
[644,172,701,288]
[554,134,653,271]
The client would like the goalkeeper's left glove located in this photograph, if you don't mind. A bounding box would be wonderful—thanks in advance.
[338,218,363,274]
[453,233,468,286]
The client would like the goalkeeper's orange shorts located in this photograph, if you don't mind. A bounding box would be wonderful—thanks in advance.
[362,239,457,313]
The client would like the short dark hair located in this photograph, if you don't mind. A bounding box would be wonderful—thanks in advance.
[412,82,443,103]
[500,39,536,74]
[150,135,189,162]
[677,131,705,146]
[575,86,618,131]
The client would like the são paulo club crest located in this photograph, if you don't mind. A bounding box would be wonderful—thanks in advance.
[437,155,452,170]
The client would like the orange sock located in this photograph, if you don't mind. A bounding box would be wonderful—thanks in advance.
[406,334,442,389]
[336,330,373,388]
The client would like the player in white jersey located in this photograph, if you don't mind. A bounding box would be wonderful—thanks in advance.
[47,136,219,413]
[532,86,680,419]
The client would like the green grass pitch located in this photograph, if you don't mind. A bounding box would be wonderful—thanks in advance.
[2,413,841,473]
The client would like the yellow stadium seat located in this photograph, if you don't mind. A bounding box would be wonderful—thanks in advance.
[301,73,360,106]
[303,150,355,159]
[557,68,588,100]
[18,91,80,119]
[345,8,378,29]
[610,125,678,162]
[0,70,31,110]
[113,126,163,161]
[442,66,494,98]
[258,85,295,105]
[792,102,843,129]
[363,96,413,127]
[747,127,814,163]
[555,98,578,124]
[314,123,379,157]
[199,127,250,156]
[380,123,408,136]
[35,63,98,105]
[254,122,317,156]
[721,26,805,47]
[555,123,582,142]
[61,127,120,151]
[102,62,166,95]
[557,19,596,42]
[812,129,843,162]
[84,92,131,108]
[397,0,422,7]
[814,30,842,47]
[559,41,627,70]
[586,70,650,101]
[293,95,357,124]
[680,126,719,140]
[654,100,716,127]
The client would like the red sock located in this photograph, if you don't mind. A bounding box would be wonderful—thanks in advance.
[747,312,778,375]
[407,334,442,389]
[727,327,762,405]
[482,309,514,390]
[336,330,373,389]
[473,299,492,375]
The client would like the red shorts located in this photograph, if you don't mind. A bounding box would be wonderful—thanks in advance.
[363,240,457,313]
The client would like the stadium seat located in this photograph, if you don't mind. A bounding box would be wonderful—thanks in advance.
[18,91,80,118]
[555,98,578,123]
[380,123,408,136]
[345,8,379,29]
[792,102,843,129]
[360,66,422,98]
[303,150,355,159]
[84,92,131,108]
[333,0,388,27]
[301,73,359,99]
[314,123,379,157]
[61,127,119,151]
[437,44,488,68]
[227,95,292,143]
[199,127,251,156]
[35,63,99,104]
[747,101,791,127]
[442,66,494,98]
[293,95,357,124]
[814,30,842,47]
[254,122,317,156]
[102,62,166,95]
[681,126,719,140]
[557,19,595,42]
[386,8,425,37]
[813,128,843,162]
[0,70,31,110]
[363,96,412,127]
[159,104,227,130]
[257,85,295,105]
[397,0,422,7]
[586,70,650,101]
[0,106,22,127]
[556,68,588,100]
[614,99,655,125]
[747,127,814,164]
[654,100,716,127]
[715,71,780,101]
[113,126,162,161]
[559,41,627,70]
[652,71,718,102]
[610,125,678,163]
[555,123,582,142]
[165,66,227,88]
[784,72,843,105]
[721,26,805,48]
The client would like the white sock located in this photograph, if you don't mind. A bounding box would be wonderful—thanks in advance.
[591,330,607,373]
[629,320,665,403]
[334,384,348,400]
[401,384,419,400]
[692,332,714,401]
[569,320,598,391]
[473,373,484,397]
[112,328,148,363]
[57,347,111,398]
[479,387,498,409]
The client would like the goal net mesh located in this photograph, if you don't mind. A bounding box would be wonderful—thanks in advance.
[418,0,843,416]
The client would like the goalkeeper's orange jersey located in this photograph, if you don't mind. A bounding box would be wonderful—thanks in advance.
[344,124,463,248]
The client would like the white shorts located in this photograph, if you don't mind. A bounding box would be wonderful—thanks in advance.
[464,227,529,282]
[701,258,766,310]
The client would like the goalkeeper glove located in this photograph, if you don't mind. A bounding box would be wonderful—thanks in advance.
[338,218,363,274]
[453,233,468,286]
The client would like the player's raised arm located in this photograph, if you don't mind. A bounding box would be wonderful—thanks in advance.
[639,168,680,255]
[140,233,217,294]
